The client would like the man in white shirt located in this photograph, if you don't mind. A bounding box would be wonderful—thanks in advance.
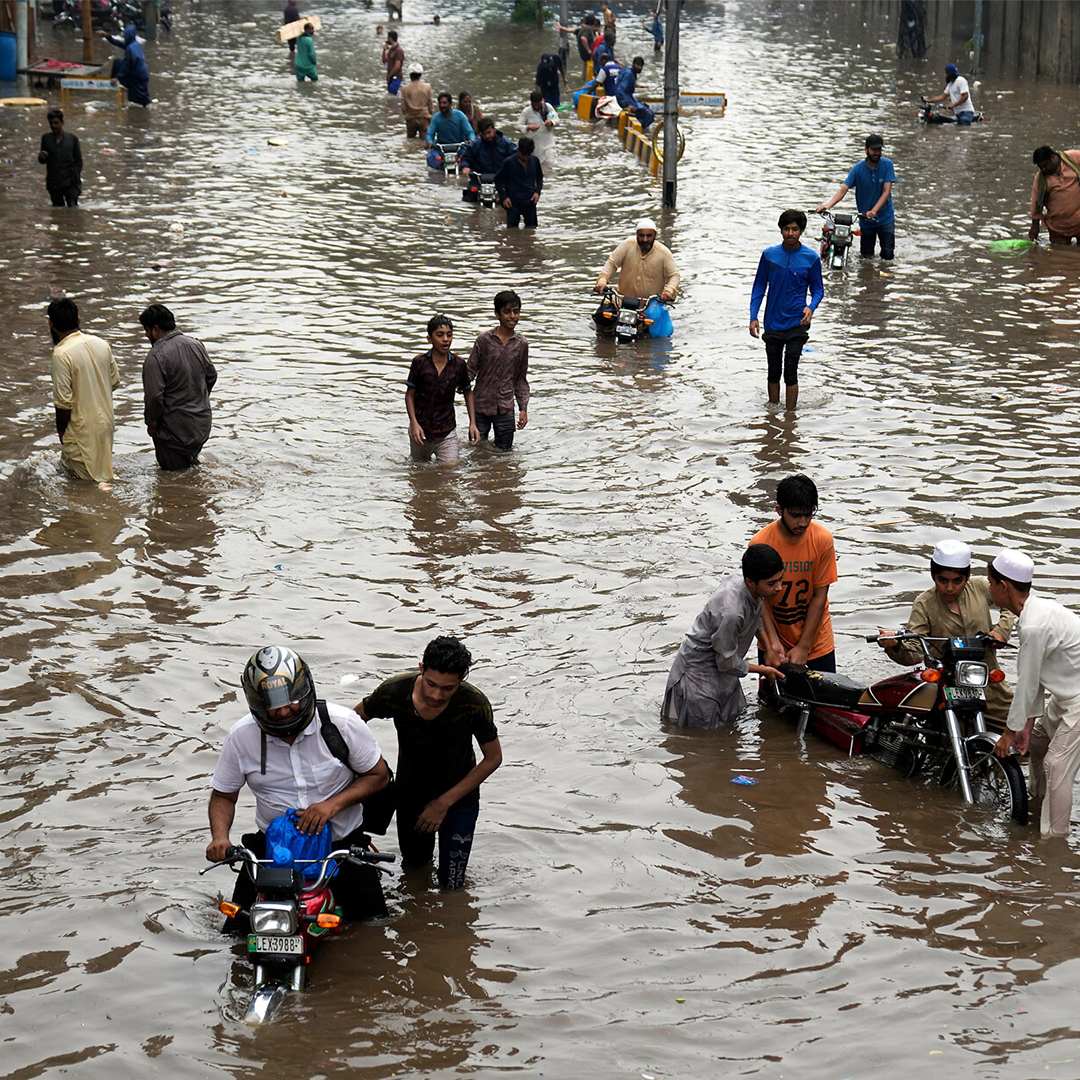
[992,551,1080,836]
[923,62,976,124]
[206,646,391,930]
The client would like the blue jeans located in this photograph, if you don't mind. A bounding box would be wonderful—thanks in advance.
[398,799,480,890]
[860,224,895,260]
[956,111,975,125]
[476,410,516,450]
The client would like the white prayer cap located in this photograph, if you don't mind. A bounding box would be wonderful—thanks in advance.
[992,549,1035,584]
[932,539,971,569]
[410,62,423,74]
[636,217,658,233]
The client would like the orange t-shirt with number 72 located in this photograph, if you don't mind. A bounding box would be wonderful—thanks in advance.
[749,520,838,661]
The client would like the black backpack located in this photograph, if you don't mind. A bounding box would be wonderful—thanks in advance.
[316,700,397,835]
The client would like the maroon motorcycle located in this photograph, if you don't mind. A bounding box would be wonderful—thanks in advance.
[771,631,1028,824]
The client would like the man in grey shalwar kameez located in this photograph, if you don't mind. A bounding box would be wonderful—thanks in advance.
[662,544,786,728]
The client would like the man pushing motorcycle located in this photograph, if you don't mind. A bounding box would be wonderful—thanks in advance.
[594,218,679,304]
[206,646,392,931]
[991,551,1080,837]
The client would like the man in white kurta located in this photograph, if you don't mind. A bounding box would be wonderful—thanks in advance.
[48,299,120,482]
[662,545,785,729]
[992,550,1080,836]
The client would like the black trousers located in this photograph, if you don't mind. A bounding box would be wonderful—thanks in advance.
[154,437,204,471]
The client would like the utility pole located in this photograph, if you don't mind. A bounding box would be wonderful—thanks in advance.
[15,0,28,76]
[662,0,682,208]
[536,0,543,31]
[559,0,569,72]
[81,0,94,63]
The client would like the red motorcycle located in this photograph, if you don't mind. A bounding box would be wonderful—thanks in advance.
[204,838,395,1023]
[771,631,1028,824]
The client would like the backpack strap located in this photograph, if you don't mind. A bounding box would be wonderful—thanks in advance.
[317,699,355,773]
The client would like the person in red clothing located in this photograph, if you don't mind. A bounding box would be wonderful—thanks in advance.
[405,314,479,464]
[466,290,530,451]
[750,473,838,673]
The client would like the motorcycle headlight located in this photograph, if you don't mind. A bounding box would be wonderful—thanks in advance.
[250,901,298,936]
[955,661,988,687]
[834,225,851,240]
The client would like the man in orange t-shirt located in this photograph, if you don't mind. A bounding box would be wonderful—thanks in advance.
[750,473,838,672]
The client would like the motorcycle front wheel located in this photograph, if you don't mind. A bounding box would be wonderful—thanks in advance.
[948,734,1028,825]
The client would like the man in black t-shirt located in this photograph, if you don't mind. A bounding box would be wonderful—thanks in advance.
[356,636,502,889]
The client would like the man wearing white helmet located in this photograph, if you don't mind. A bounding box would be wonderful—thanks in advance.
[991,551,1080,836]
[878,539,1015,729]
[401,62,433,138]
[594,218,679,303]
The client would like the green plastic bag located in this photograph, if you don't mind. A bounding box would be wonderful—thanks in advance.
[987,239,1036,252]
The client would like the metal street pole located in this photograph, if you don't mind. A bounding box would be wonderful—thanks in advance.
[82,0,94,63]
[15,0,28,76]
[971,0,984,74]
[662,0,682,208]
[559,0,569,71]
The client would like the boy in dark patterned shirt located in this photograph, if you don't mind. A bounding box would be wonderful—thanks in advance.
[405,314,479,463]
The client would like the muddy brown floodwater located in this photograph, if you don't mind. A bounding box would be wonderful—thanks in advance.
[2,1,1080,1077]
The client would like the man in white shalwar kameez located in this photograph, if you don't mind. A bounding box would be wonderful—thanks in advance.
[992,550,1080,837]
[662,545,786,729]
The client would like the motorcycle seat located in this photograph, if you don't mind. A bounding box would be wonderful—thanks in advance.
[780,664,867,708]
[620,295,641,310]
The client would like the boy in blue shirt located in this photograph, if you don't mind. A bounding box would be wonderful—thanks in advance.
[749,210,824,411]
[817,133,896,259]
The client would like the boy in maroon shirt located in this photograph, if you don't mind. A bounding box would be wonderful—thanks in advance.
[405,314,479,463]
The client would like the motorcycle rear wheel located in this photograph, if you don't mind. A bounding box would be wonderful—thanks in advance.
[948,734,1028,825]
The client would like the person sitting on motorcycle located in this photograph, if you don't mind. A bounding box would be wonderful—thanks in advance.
[425,92,475,149]
[460,118,517,201]
[661,544,787,729]
[594,218,679,304]
[99,25,151,107]
[877,539,1015,732]
[615,56,654,131]
[921,63,976,125]
[206,646,392,933]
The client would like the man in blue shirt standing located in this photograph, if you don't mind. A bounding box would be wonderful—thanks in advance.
[817,133,896,260]
[749,209,825,411]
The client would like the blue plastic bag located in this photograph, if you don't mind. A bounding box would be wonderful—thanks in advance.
[265,809,333,882]
[387,76,402,95]
[644,297,673,338]
[426,147,444,170]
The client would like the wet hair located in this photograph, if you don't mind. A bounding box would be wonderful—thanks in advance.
[518,136,535,155]
[438,91,452,105]
[494,289,520,313]
[775,474,819,514]
[422,635,472,678]
[303,22,313,32]
[47,297,79,333]
[865,133,884,148]
[530,88,543,104]
[427,313,453,336]
[743,543,784,582]
[632,55,645,65]
[138,303,176,333]
[387,29,398,41]
[458,91,472,104]
[987,561,1032,594]
[1032,145,1056,165]
[930,560,971,580]
[778,209,807,231]
[477,116,496,133]
[47,108,64,123]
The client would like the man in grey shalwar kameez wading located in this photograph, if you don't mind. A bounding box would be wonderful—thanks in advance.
[662,544,787,729]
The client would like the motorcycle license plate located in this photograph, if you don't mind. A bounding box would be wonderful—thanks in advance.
[249,934,304,955]
[944,686,984,702]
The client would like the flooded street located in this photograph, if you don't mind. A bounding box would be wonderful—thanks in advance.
[3,0,1080,1076]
